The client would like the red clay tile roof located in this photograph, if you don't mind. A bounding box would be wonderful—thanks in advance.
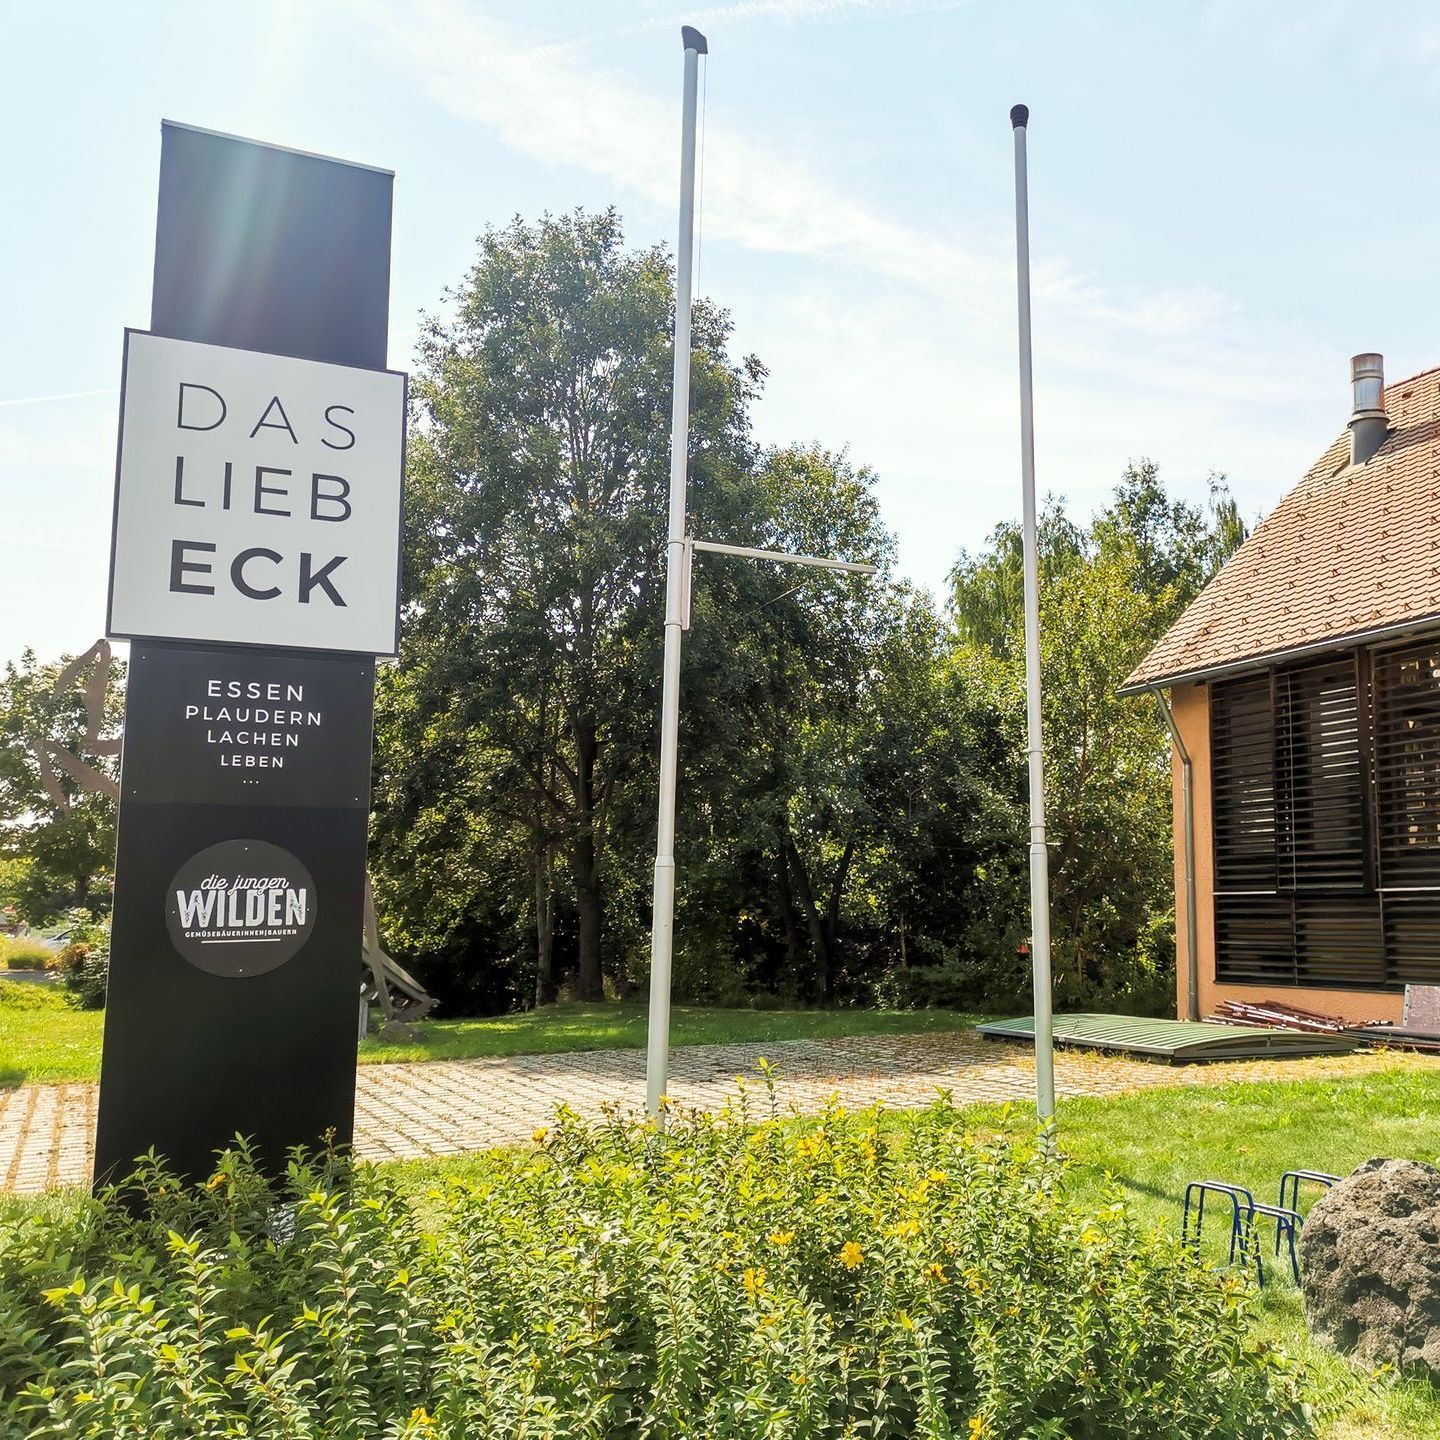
[1122,367,1440,691]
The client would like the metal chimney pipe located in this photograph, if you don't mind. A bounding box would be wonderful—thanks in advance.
[1349,352,1388,465]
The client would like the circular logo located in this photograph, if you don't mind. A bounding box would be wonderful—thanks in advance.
[166,839,317,978]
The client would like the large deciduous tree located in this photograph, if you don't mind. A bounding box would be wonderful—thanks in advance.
[670,445,1007,1003]
[383,210,762,1001]
[950,463,1247,1006]
[373,209,1242,1018]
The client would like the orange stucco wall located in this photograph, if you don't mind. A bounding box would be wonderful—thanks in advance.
[1167,681,1403,1026]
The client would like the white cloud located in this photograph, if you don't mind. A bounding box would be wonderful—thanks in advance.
[347,0,1336,589]
[350,0,995,291]
[349,0,1298,351]
[570,0,970,44]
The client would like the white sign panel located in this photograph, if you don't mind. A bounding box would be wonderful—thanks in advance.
[107,331,405,655]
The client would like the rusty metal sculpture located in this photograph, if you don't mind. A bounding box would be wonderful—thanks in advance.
[31,639,121,812]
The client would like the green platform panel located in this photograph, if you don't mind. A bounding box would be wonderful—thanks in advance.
[977,1012,1358,1062]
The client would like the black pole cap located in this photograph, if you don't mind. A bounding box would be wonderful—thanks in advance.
[682,25,709,53]
[1010,103,1029,129]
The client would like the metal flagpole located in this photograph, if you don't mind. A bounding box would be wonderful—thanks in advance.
[1010,103,1056,1122]
[646,24,707,1119]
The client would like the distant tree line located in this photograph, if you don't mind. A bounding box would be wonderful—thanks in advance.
[366,208,1246,1016]
[0,208,1246,1016]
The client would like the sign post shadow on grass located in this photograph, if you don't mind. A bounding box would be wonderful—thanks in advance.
[93,122,404,1187]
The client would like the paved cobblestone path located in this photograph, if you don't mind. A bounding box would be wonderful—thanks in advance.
[1,1031,1429,1193]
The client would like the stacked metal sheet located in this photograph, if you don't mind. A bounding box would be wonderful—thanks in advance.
[977,1012,1359,1063]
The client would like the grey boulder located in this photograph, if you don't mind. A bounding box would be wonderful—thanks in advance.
[1300,1158,1440,1378]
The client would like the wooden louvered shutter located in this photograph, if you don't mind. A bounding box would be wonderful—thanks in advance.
[1212,675,1277,892]
[1373,642,1440,885]
[1212,674,1293,984]
[1374,642,1440,984]
[1278,660,1367,892]
[1212,656,1386,988]
[1282,658,1383,987]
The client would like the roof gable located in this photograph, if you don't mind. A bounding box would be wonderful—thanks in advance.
[1123,367,1440,691]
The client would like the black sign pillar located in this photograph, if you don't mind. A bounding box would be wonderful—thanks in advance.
[93,123,396,1185]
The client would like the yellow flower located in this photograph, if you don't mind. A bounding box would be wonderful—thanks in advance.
[742,1266,767,1298]
[967,1416,991,1439]
[964,1268,989,1297]
[925,1262,948,1284]
[796,1133,823,1158]
[839,1241,864,1270]
[927,1169,948,1185]
[891,1218,920,1239]
[531,1127,548,1144]
[860,1141,878,1163]
[767,1231,795,1247]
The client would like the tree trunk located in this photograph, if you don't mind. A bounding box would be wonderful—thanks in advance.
[824,839,856,958]
[572,828,603,1000]
[776,841,802,961]
[784,832,832,1000]
[571,716,604,1001]
[783,832,857,1002]
[534,846,556,1007]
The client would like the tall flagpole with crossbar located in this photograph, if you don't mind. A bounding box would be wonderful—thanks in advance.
[644,26,879,1120]
[645,25,708,1119]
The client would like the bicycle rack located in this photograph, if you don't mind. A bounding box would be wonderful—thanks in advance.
[1247,1203,1303,1286]
[1277,1169,1338,1218]
[1182,1180,1255,1267]
[1183,1174,1324,1288]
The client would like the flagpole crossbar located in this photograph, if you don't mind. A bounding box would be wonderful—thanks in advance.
[690,537,878,575]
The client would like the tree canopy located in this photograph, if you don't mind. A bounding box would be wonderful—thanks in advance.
[0,645,123,924]
[1,214,1250,1020]
[363,215,1244,1016]
[950,463,1246,1006]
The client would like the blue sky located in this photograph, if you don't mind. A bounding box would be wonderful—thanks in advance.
[6,0,1440,664]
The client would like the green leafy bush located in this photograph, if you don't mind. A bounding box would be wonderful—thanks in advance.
[873,933,1031,1013]
[0,1097,1312,1439]
[0,936,56,970]
[55,944,106,1010]
[0,979,70,1012]
[54,910,109,1010]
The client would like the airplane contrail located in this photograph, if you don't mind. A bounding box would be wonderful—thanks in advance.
[0,387,115,409]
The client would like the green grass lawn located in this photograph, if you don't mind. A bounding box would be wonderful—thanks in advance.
[0,983,978,1087]
[0,982,103,1088]
[965,1069,1440,1439]
[357,998,979,1064]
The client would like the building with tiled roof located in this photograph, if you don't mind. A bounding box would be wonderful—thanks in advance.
[1125,356,1440,1027]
